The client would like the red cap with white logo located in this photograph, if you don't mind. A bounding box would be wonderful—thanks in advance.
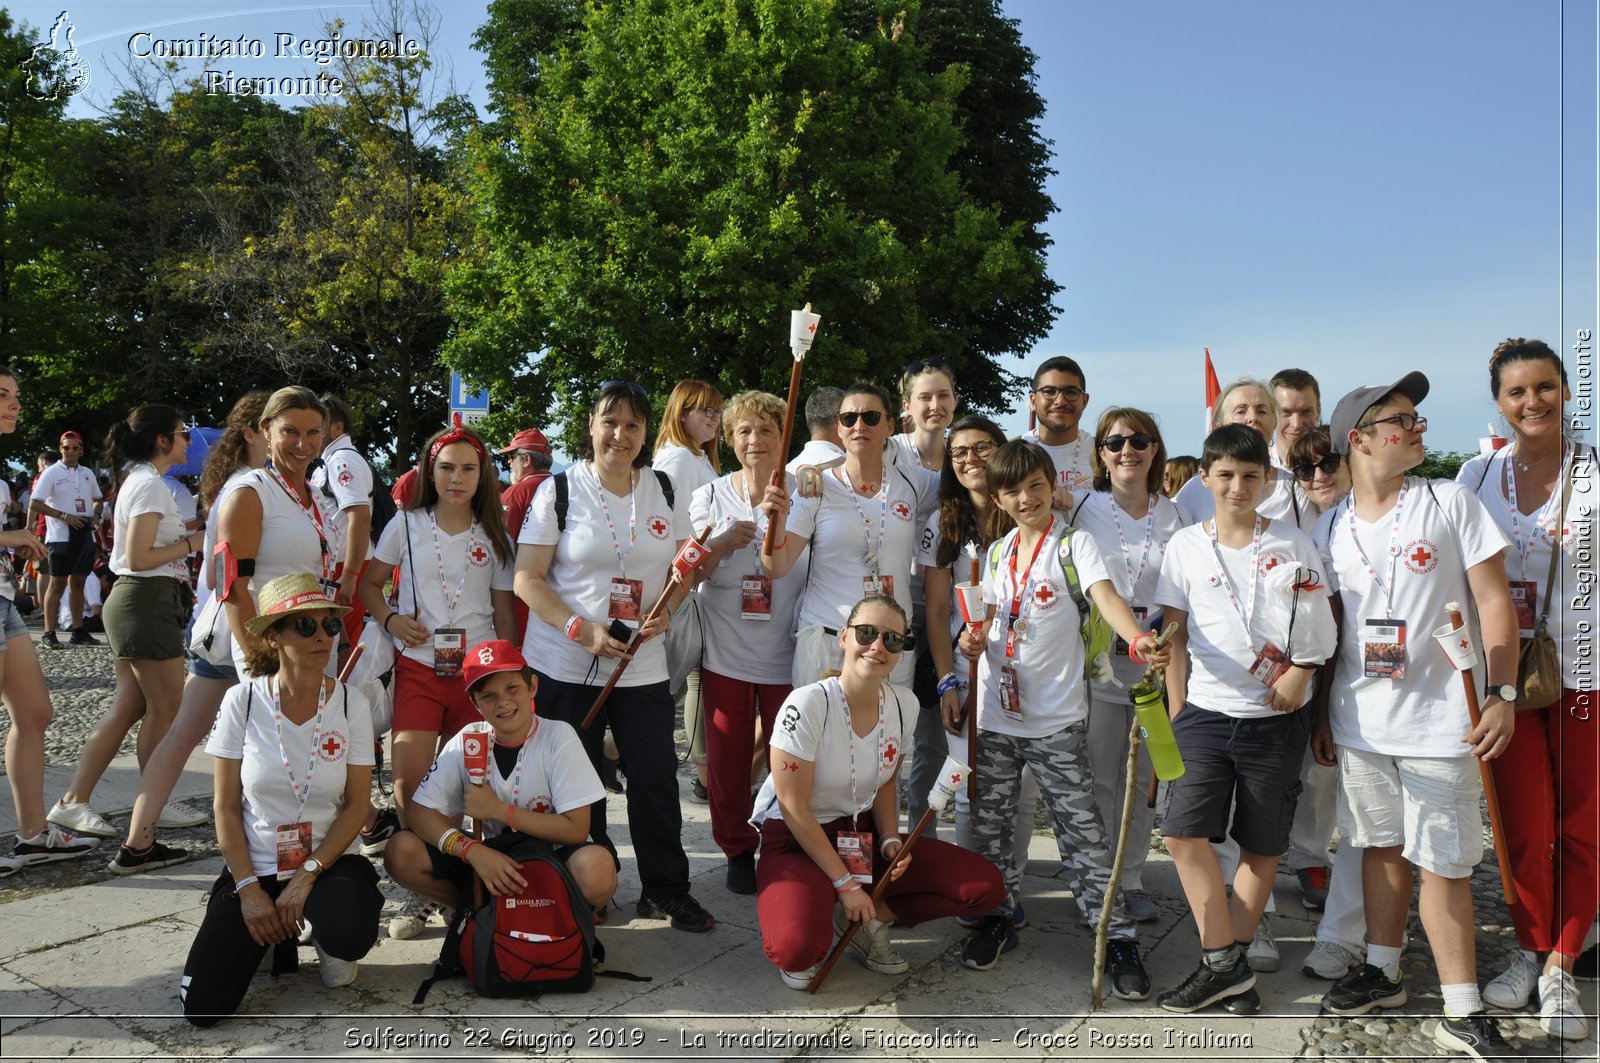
[463,639,528,695]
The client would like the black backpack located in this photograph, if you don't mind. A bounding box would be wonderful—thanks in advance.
[552,469,674,532]
[310,451,397,545]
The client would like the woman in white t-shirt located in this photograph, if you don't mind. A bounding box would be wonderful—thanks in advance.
[1458,339,1599,1037]
[181,573,378,1024]
[753,595,1003,990]
[1175,378,1314,532]
[47,405,198,851]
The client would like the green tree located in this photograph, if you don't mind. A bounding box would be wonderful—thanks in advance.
[448,0,1054,451]
[1415,448,1474,481]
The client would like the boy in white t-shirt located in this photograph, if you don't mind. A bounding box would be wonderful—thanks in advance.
[1313,374,1518,1059]
[1152,424,1334,1015]
[383,640,617,916]
[955,441,1167,998]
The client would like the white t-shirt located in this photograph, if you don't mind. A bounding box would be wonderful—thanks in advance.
[373,509,515,667]
[1069,490,1186,696]
[58,572,103,627]
[110,464,189,579]
[1155,518,1328,719]
[227,469,331,675]
[1175,465,1316,533]
[785,465,938,632]
[1021,430,1093,494]
[163,475,198,527]
[310,435,374,564]
[412,718,604,841]
[690,473,804,685]
[1458,444,1599,692]
[652,444,717,502]
[518,463,689,686]
[1315,478,1511,756]
[752,678,914,825]
[786,439,845,474]
[205,676,374,879]
[33,461,101,543]
[977,518,1113,737]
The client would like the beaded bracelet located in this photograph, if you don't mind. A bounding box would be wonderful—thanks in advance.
[935,672,961,697]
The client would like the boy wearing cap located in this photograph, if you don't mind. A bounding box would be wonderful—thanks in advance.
[29,430,102,647]
[1312,372,1518,1059]
[384,640,616,914]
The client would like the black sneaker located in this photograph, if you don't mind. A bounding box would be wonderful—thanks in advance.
[1323,963,1407,1016]
[1575,943,1599,981]
[359,807,399,856]
[637,891,715,932]
[40,631,61,649]
[108,840,189,875]
[1434,1011,1515,1061]
[69,628,100,646]
[689,778,709,804]
[960,915,1018,971]
[1106,938,1151,1001]
[600,757,625,794]
[1221,987,1262,1014]
[1156,956,1255,1013]
[726,852,756,895]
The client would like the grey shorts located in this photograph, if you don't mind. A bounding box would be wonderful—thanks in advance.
[0,596,28,640]
[104,576,187,660]
[1161,703,1309,857]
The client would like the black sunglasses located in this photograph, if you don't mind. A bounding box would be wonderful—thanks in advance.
[849,623,914,654]
[837,410,885,428]
[902,357,950,377]
[284,615,343,638]
[1100,433,1153,453]
[1292,454,1343,481]
[599,380,649,400]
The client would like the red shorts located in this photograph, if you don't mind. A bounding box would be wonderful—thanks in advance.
[391,654,479,739]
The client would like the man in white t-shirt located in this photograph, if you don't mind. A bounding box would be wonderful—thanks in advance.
[1020,357,1093,504]
[29,431,103,647]
[786,386,845,474]
[1312,373,1518,1058]
[310,396,375,659]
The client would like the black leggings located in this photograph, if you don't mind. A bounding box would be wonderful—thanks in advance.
[181,854,381,1026]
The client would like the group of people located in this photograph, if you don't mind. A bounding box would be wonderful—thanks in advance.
[0,340,1589,1052]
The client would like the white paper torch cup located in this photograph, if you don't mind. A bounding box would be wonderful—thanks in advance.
[955,583,984,628]
[1431,622,1481,672]
[790,309,822,353]
[927,755,971,813]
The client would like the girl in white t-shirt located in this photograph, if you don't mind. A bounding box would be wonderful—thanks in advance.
[48,405,199,853]
[182,573,379,1023]
[754,595,1003,990]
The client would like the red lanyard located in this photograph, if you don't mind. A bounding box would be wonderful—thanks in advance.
[1004,519,1052,658]
[267,466,331,585]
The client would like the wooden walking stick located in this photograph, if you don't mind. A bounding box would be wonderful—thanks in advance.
[1441,603,1517,905]
[961,542,981,800]
[336,641,365,684]
[582,526,714,729]
[763,304,822,553]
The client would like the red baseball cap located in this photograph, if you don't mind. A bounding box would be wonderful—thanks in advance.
[59,431,83,445]
[497,428,551,455]
[463,639,529,694]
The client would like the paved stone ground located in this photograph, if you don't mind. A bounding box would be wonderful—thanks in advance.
[0,623,1595,1061]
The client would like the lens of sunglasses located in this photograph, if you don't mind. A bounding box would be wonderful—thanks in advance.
[1101,433,1152,453]
[1292,455,1342,481]
[599,379,649,400]
[949,441,997,463]
[837,410,884,428]
[289,615,343,638]
[902,357,950,377]
[851,623,910,653]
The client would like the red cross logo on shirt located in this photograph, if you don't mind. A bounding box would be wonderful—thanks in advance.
[1263,557,1281,571]
[1402,538,1439,574]
[891,501,911,521]
[469,544,489,567]
[647,517,669,539]
[883,741,897,763]
[532,799,552,814]
[1410,546,1431,566]
[318,735,343,761]
[1033,583,1058,609]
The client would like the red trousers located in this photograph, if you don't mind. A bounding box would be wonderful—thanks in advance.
[756,815,1004,972]
[701,667,788,858]
[1491,688,1600,957]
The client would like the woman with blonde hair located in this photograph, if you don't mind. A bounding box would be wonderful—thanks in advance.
[1173,377,1312,531]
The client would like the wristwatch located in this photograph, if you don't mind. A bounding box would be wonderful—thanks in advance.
[1491,684,1517,704]
[302,857,323,877]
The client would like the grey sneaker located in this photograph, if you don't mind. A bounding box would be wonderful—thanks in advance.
[1302,940,1362,980]
[1125,889,1159,923]
[1482,948,1539,1010]
[1246,920,1280,972]
[834,908,908,975]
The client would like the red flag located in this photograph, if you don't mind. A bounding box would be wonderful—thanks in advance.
[1203,347,1221,435]
[669,534,708,584]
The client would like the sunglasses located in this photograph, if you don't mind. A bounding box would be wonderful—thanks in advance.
[176,427,192,440]
[902,357,950,377]
[1359,412,1426,432]
[282,615,343,638]
[849,623,913,654]
[599,380,649,400]
[1033,385,1085,400]
[1292,455,1343,481]
[1100,433,1152,453]
[948,440,997,463]
[837,410,885,428]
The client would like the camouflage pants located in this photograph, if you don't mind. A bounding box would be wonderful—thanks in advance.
[972,722,1135,940]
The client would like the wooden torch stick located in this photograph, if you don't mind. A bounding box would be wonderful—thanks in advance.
[336,641,365,684]
[1446,603,1517,906]
[582,525,715,729]
[764,303,817,553]
[1092,717,1144,1010]
[965,548,981,801]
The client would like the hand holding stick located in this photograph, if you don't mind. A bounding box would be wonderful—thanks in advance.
[763,304,821,553]
[1440,603,1517,905]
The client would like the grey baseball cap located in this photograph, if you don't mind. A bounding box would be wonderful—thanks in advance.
[1328,371,1430,455]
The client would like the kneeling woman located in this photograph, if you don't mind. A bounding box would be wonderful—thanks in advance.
[385,640,617,916]
[753,595,1003,990]
[182,574,379,1025]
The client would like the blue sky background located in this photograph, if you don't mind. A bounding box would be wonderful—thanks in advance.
[20,0,1597,456]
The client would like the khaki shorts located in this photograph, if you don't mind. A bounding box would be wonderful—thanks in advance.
[104,576,187,661]
[1336,747,1484,879]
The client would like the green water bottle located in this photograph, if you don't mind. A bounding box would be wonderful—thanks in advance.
[1129,681,1185,781]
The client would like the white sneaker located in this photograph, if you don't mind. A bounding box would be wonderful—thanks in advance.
[313,940,359,988]
[1483,948,1540,1010]
[834,908,909,975]
[156,804,209,829]
[1302,940,1362,980]
[387,894,442,940]
[0,854,22,878]
[1538,968,1588,1040]
[1246,920,1280,973]
[779,964,818,990]
[46,800,117,839]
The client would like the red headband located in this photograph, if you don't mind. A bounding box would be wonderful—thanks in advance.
[427,425,487,467]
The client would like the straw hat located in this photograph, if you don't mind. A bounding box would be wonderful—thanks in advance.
[244,572,350,638]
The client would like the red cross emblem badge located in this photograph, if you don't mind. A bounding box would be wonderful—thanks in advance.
[337,469,353,487]
[1032,580,1059,609]
[317,732,345,761]
[883,741,897,763]
[647,515,670,540]
[469,543,490,567]
[1402,538,1438,575]
[892,501,912,521]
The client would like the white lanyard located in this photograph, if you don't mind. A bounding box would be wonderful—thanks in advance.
[1342,485,1408,619]
[595,466,637,578]
[269,677,329,825]
[1206,517,1263,637]
[1504,444,1569,582]
[829,678,885,820]
[429,514,481,623]
[266,466,331,583]
[836,468,889,574]
[1108,495,1157,594]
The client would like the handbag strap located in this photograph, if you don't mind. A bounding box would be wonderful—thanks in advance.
[1535,442,1580,631]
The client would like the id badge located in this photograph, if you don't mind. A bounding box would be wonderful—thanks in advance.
[862,574,895,599]
[608,577,644,621]
[74,498,87,514]
[433,627,466,677]
[1115,606,1149,656]
[740,574,772,621]
[835,830,874,885]
[1509,581,1537,636]
[275,821,312,878]
[998,664,1023,722]
[1361,618,1407,680]
[1249,640,1292,688]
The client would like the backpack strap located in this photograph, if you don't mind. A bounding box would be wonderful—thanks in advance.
[243,681,253,725]
[554,472,569,534]
[1056,526,1090,623]
[652,468,675,510]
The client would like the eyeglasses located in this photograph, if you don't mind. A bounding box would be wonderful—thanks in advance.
[1033,385,1085,401]
[691,407,722,420]
[1359,412,1427,433]
[849,623,913,654]
[599,380,649,400]
[902,357,950,377]
[283,615,343,638]
[1100,433,1152,453]
[837,410,884,428]
[1292,455,1343,481]
[948,441,997,463]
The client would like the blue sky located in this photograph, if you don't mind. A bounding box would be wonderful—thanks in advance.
[21,0,1597,455]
